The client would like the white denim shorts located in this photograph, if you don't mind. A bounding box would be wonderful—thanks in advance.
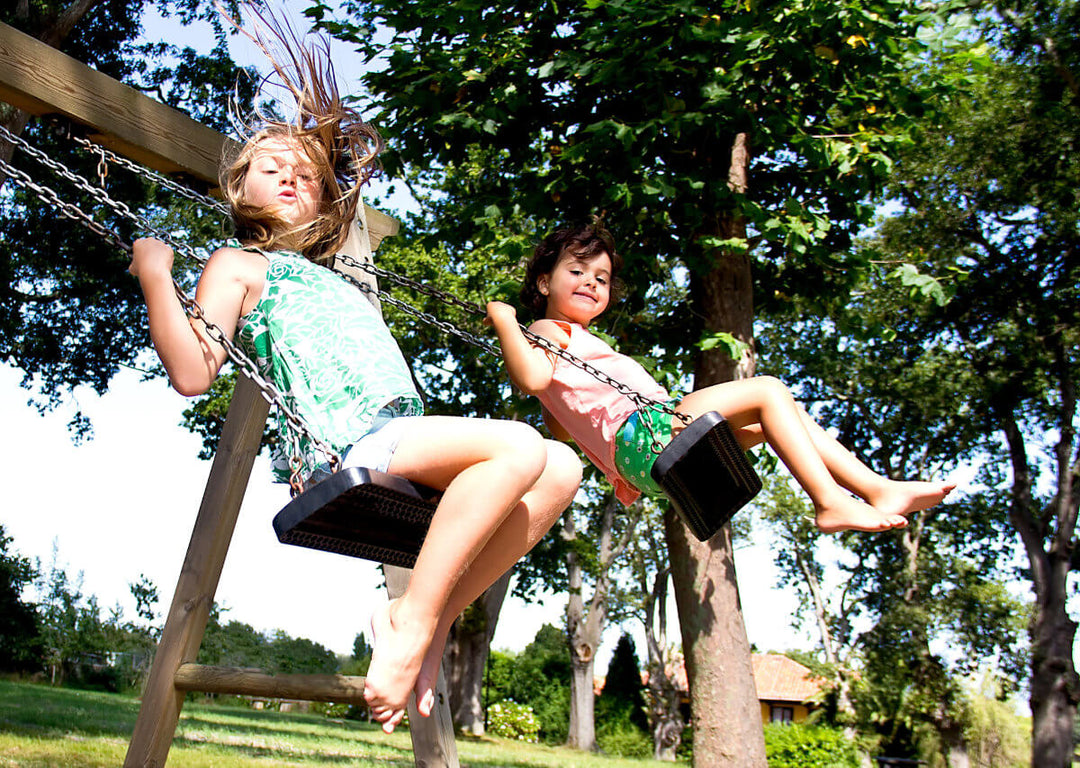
[307,405,420,484]
[341,410,419,473]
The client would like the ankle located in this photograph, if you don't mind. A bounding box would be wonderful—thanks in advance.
[389,596,440,637]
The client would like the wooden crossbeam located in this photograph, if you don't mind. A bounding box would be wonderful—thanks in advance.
[175,664,369,703]
[0,21,225,184]
[0,20,399,241]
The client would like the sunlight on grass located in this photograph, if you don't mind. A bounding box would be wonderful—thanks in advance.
[0,680,671,767]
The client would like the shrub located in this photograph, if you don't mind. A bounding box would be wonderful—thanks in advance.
[764,722,862,768]
[598,720,652,758]
[310,701,350,718]
[487,699,541,743]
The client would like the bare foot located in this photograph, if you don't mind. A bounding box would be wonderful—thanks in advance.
[413,632,448,718]
[869,480,956,517]
[364,599,436,733]
[815,495,908,534]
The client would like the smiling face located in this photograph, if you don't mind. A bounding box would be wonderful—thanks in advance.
[241,136,323,229]
[538,248,613,325]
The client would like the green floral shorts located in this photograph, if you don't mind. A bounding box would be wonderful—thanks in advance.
[614,401,678,496]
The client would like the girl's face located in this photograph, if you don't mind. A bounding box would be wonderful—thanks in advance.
[539,249,613,325]
[242,137,323,228]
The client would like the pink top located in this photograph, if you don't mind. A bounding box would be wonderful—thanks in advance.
[536,321,670,505]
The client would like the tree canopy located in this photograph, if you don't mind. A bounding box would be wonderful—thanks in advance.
[0,0,251,436]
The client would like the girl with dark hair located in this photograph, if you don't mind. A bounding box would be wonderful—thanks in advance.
[487,221,953,533]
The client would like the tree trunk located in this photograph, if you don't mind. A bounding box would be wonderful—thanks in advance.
[668,131,766,767]
[563,495,639,751]
[998,358,1080,768]
[1028,547,1079,768]
[643,565,683,761]
[565,509,600,751]
[1029,605,1078,768]
[667,515,765,765]
[794,548,855,720]
[444,572,511,736]
[650,685,684,762]
[568,644,597,751]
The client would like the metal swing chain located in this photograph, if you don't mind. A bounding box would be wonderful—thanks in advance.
[0,133,341,489]
[335,252,692,454]
[5,120,684,458]
[0,122,205,260]
[0,153,130,253]
[64,130,231,215]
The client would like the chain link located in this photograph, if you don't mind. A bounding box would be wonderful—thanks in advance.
[64,130,231,215]
[0,153,130,252]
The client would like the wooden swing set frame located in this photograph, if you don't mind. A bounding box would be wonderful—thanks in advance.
[0,21,459,768]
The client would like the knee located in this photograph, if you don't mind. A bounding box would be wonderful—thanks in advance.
[755,375,794,406]
[544,441,583,502]
[491,421,549,483]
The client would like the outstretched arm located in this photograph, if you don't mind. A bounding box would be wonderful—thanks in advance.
[484,301,563,395]
[129,238,250,396]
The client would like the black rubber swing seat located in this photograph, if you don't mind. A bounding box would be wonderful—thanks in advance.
[651,411,762,541]
[272,411,760,563]
[272,466,441,568]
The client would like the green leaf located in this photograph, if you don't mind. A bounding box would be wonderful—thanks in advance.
[699,332,750,361]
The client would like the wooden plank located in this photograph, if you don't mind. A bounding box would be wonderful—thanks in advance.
[123,375,270,768]
[366,205,400,248]
[175,664,368,703]
[0,20,227,185]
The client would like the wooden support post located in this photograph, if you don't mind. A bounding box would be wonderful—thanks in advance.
[123,375,269,768]
[385,565,461,768]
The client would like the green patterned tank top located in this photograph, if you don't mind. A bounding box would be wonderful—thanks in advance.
[234,247,423,482]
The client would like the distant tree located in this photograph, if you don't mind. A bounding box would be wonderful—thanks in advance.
[487,624,573,744]
[854,23,1079,762]
[197,617,267,670]
[0,525,41,673]
[128,574,159,636]
[352,632,372,659]
[596,633,648,734]
[196,607,340,676]
[339,632,372,677]
[267,631,338,675]
[104,575,161,691]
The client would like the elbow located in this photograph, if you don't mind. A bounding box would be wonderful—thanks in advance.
[170,374,212,398]
[515,373,552,398]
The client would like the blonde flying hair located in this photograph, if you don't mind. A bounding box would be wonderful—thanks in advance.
[219,4,383,264]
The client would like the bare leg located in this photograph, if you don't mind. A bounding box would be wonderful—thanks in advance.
[676,377,948,533]
[409,439,580,714]
[794,412,955,516]
[364,422,580,731]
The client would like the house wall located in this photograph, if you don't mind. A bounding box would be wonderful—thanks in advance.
[760,701,812,724]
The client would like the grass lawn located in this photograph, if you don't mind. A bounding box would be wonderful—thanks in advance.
[0,679,669,767]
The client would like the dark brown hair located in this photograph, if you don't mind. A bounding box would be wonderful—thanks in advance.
[220,5,383,264]
[520,220,623,317]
